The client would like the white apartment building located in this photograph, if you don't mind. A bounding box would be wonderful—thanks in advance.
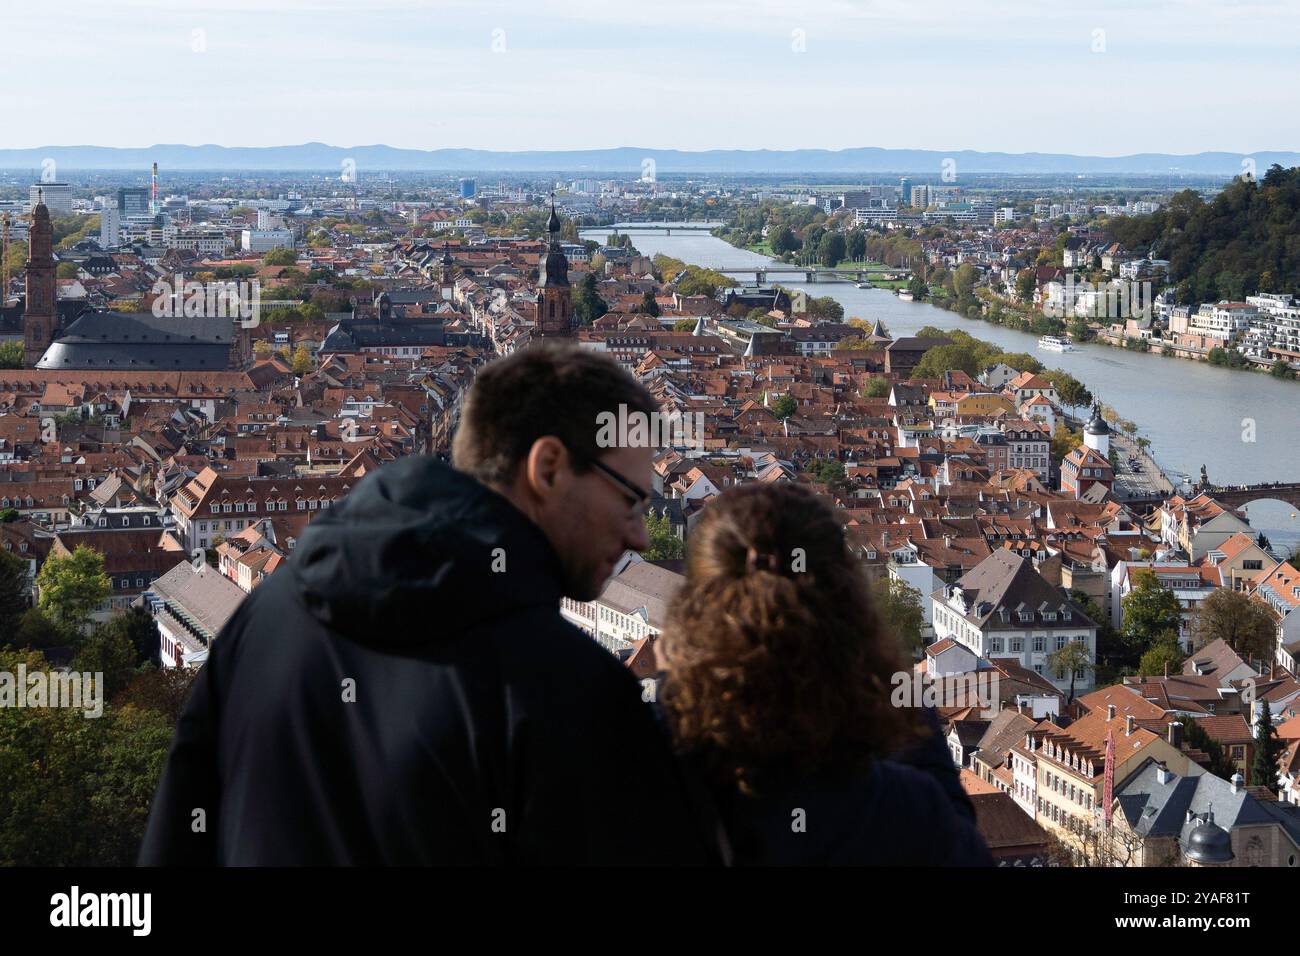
[854,206,900,225]
[1188,301,1258,341]
[241,228,295,252]
[1242,293,1300,363]
[257,208,287,230]
[163,226,229,254]
[99,206,121,248]
[931,549,1098,692]
[560,558,683,656]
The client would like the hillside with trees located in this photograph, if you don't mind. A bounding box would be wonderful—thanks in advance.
[1104,164,1300,303]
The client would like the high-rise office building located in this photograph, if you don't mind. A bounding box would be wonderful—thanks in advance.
[118,187,150,216]
[99,206,121,248]
[29,183,73,216]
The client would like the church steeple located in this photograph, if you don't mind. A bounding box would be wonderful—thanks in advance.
[440,240,455,302]
[546,195,561,238]
[535,194,572,337]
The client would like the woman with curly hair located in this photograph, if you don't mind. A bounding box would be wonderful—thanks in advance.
[658,483,992,865]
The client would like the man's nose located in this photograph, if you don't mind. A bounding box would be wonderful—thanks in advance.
[628,513,651,553]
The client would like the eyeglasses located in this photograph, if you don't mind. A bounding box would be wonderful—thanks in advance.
[588,458,652,513]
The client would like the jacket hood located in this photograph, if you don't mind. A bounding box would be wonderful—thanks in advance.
[290,457,567,645]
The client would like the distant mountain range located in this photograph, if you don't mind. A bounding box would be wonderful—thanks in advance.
[0,143,1296,175]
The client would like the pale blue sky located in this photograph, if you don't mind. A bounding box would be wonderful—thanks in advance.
[3,0,1296,155]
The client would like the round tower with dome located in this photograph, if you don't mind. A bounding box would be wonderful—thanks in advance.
[1083,404,1111,458]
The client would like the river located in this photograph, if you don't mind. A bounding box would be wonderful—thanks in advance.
[583,226,1300,555]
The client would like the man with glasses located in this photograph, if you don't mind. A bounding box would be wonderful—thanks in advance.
[141,345,718,865]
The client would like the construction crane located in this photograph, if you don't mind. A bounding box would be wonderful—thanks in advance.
[1,212,10,305]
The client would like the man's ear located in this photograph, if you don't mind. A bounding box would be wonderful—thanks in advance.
[523,436,570,502]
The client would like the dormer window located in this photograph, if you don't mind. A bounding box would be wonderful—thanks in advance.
[1018,610,1033,622]
[1062,609,1072,620]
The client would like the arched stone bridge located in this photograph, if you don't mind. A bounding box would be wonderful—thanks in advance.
[1201,482,1300,511]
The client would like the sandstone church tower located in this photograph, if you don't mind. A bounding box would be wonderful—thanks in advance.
[23,196,57,367]
[534,198,572,337]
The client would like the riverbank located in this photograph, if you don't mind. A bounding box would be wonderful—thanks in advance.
[947,288,1299,383]
[580,226,1300,487]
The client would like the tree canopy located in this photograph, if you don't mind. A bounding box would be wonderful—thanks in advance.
[1104,165,1300,303]
[871,578,925,656]
[35,546,111,636]
[642,511,683,561]
[1120,570,1183,665]
[1189,588,1276,661]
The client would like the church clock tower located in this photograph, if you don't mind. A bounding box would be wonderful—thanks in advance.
[441,240,456,302]
[535,198,572,337]
[23,197,57,368]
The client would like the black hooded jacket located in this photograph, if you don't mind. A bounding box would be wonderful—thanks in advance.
[707,758,994,866]
[139,457,716,865]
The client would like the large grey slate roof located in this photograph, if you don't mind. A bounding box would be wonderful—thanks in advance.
[1115,757,1300,848]
[36,309,234,370]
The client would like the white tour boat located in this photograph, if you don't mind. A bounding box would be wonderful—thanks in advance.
[1037,335,1074,352]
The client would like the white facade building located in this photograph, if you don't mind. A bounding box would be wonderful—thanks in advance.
[241,228,295,252]
[30,183,73,215]
[930,549,1099,692]
[99,206,121,248]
